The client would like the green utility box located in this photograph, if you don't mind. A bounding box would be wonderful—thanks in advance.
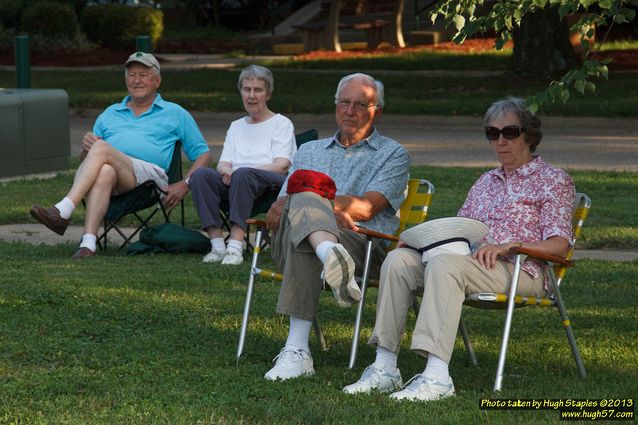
[0,88,69,178]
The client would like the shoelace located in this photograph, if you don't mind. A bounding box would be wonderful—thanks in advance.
[400,374,427,392]
[357,365,376,382]
[271,348,305,365]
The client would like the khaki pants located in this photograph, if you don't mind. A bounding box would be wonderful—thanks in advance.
[272,192,386,321]
[368,248,545,363]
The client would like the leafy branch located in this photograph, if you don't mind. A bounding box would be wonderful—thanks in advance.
[431,0,637,112]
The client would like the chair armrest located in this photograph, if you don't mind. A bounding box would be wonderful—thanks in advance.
[513,246,574,267]
[355,227,400,242]
[246,219,267,228]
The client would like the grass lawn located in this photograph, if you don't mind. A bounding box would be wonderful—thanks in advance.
[0,67,636,117]
[1,164,637,423]
[2,166,637,250]
[0,242,636,424]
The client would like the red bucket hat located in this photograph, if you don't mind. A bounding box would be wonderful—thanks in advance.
[286,169,337,200]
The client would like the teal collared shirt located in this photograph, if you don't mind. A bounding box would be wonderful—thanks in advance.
[93,94,209,171]
[280,128,410,235]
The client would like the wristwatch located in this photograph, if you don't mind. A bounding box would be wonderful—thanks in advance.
[184,177,191,188]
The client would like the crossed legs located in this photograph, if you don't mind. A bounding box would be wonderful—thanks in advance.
[30,140,137,257]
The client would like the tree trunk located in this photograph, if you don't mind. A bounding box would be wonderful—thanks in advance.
[390,0,406,48]
[323,0,343,52]
[512,5,579,77]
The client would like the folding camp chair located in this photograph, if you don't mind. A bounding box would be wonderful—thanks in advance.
[460,192,591,391]
[219,129,318,253]
[96,141,184,250]
[236,178,435,369]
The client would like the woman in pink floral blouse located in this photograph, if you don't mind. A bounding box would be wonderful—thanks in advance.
[343,97,576,402]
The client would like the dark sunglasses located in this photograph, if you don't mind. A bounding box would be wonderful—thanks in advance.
[485,125,526,141]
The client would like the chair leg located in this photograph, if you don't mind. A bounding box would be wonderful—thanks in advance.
[458,318,479,367]
[494,254,525,392]
[551,275,587,379]
[349,237,373,369]
[237,227,264,360]
[313,318,328,351]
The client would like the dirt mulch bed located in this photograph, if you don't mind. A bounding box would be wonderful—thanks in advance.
[0,48,132,67]
[295,38,638,71]
[0,38,636,70]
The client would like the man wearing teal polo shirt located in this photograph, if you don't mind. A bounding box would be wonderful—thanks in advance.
[30,52,212,259]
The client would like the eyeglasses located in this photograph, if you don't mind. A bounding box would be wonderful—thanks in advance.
[485,125,526,141]
[336,99,376,113]
[126,72,154,81]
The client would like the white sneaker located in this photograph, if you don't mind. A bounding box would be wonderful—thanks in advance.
[221,250,243,265]
[264,347,315,381]
[202,248,226,263]
[389,373,455,402]
[323,244,361,308]
[343,364,403,395]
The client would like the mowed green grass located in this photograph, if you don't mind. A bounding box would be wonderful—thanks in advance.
[0,67,636,117]
[2,165,637,249]
[0,241,636,424]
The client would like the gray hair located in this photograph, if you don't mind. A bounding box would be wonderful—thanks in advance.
[238,64,274,95]
[334,73,385,108]
[483,96,543,152]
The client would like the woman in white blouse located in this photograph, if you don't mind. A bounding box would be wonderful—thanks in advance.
[190,65,296,265]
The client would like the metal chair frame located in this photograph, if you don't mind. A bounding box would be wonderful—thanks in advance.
[236,178,435,368]
[460,192,591,391]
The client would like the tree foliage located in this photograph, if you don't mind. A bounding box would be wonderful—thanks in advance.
[431,0,638,112]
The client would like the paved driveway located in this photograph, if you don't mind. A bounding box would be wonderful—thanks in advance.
[70,110,638,171]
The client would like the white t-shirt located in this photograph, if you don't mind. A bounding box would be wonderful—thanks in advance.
[219,113,296,170]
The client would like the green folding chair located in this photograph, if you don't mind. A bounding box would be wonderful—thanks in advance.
[96,141,184,250]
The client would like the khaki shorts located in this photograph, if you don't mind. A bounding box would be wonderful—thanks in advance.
[131,157,169,190]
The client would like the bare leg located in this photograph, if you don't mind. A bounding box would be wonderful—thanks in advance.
[307,230,338,250]
[205,226,223,239]
[229,225,245,243]
[83,164,117,235]
[66,140,137,205]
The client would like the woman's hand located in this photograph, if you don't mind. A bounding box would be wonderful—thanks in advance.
[217,162,233,186]
[221,170,232,186]
[472,242,518,269]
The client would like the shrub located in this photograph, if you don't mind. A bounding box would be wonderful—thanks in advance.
[80,3,163,49]
[0,24,14,51]
[21,1,78,39]
[28,32,96,54]
[0,0,27,29]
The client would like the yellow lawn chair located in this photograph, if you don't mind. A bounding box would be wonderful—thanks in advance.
[460,192,591,391]
[236,178,435,368]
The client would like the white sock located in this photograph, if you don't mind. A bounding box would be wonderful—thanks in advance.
[315,240,337,263]
[79,233,97,252]
[227,239,243,256]
[211,238,226,253]
[54,197,75,220]
[424,353,450,383]
[285,316,312,353]
[374,346,398,371]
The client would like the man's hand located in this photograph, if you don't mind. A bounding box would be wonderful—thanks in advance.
[266,196,287,233]
[472,243,517,269]
[334,209,358,231]
[162,180,189,210]
[81,132,101,155]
